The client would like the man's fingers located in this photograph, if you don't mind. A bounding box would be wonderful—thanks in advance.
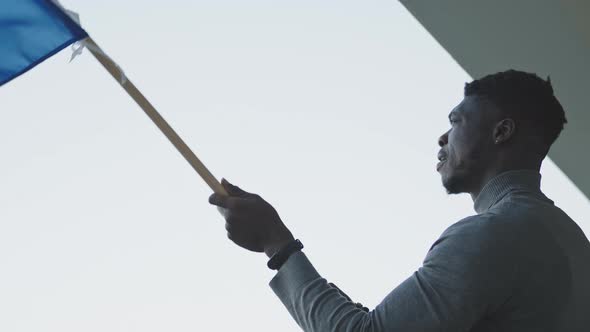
[209,193,249,210]
[209,193,228,208]
[217,206,228,218]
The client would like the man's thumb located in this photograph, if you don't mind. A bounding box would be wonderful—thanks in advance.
[222,178,249,197]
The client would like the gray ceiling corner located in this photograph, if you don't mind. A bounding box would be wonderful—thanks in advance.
[400,0,590,200]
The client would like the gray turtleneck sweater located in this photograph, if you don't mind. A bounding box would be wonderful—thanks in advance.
[269,170,590,331]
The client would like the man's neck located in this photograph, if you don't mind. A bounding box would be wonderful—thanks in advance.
[469,164,541,202]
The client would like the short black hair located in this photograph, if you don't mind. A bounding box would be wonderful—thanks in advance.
[464,70,567,150]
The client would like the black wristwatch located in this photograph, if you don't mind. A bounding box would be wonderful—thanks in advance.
[267,239,304,270]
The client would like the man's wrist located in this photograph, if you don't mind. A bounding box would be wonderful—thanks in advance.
[266,239,303,270]
[264,236,294,258]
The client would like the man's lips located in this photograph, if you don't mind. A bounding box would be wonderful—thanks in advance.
[437,150,448,172]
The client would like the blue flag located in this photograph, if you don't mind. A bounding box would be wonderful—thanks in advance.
[0,0,88,86]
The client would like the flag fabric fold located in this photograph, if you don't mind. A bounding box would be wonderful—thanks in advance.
[0,0,88,86]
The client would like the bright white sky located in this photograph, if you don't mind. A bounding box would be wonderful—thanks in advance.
[1,1,588,331]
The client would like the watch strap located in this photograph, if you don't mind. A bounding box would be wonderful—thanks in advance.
[267,239,304,270]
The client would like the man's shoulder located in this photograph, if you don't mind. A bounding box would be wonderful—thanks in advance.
[423,212,524,287]
[430,212,525,255]
[444,212,520,238]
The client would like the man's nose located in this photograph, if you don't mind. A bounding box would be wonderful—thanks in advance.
[438,130,449,147]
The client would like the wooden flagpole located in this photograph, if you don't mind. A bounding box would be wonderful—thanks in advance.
[84,37,228,195]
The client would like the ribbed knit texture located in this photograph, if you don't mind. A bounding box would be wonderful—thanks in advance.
[270,170,590,331]
[474,169,545,213]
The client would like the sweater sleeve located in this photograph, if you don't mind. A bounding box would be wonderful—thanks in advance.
[269,215,520,332]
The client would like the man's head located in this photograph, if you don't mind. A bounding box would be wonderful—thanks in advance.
[437,70,567,195]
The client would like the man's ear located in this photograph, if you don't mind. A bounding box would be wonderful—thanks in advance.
[493,118,516,144]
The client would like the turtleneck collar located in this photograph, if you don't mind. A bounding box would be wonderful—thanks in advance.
[473,169,544,214]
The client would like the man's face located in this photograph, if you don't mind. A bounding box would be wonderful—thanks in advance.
[437,96,497,194]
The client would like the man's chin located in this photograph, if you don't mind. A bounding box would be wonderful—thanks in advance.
[442,173,466,194]
[445,186,463,195]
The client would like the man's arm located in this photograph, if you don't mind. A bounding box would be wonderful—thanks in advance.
[209,181,519,331]
[267,215,519,331]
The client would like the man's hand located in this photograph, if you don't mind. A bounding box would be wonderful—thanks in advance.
[209,179,294,258]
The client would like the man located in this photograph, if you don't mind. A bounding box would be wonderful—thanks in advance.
[209,70,590,331]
